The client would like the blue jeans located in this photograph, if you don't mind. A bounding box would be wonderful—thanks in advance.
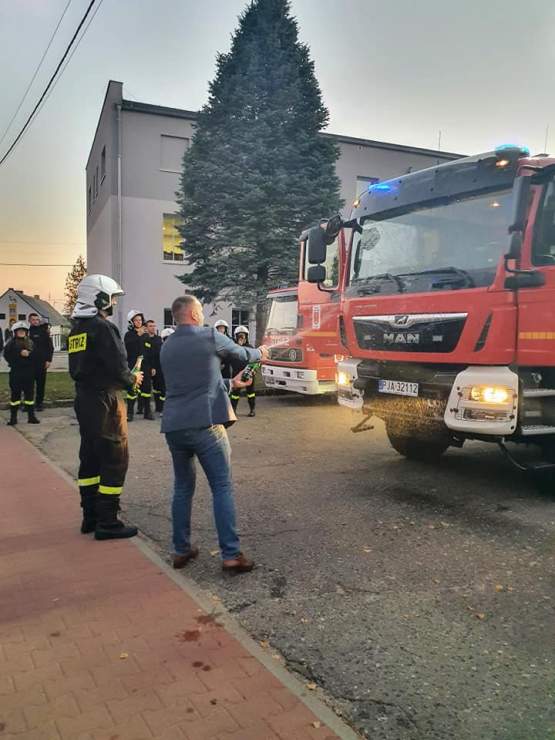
[165,425,240,560]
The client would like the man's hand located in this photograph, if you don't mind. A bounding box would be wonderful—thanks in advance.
[45,361,51,369]
[133,371,144,387]
[20,349,30,357]
[257,344,270,361]
[151,368,156,377]
[137,326,146,336]
[231,369,253,390]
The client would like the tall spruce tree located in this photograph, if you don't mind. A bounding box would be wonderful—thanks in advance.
[64,255,87,316]
[176,0,342,340]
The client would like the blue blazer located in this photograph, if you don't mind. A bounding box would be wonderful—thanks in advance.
[160,325,261,432]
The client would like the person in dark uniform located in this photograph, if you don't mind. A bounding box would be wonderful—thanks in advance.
[124,310,153,421]
[229,325,257,417]
[69,275,144,539]
[156,327,174,414]
[3,321,40,425]
[214,320,232,381]
[28,313,54,411]
[144,320,163,414]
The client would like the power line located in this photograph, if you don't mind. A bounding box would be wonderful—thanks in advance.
[0,240,84,246]
[0,0,98,167]
[0,263,74,267]
[34,0,105,119]
[0,0,74,149]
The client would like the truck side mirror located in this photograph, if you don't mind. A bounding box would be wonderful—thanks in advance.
[307,265,326,284]
[307,226,327,264]
[505,176,532,260]
[325,215,342,243]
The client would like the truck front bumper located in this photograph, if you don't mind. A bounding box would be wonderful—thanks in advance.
[262,364,336,395]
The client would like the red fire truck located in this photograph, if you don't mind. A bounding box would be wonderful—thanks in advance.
[261,230,347,395]
[306,145,555,478]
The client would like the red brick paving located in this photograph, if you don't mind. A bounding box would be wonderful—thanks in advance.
[0,427,341,740]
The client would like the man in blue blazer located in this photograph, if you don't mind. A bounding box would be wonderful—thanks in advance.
[161,295,268,574]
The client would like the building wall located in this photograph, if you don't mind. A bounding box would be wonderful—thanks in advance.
[86,196,116,278]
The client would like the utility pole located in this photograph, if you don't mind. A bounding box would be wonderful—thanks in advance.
[437,130,442,152]
[544,124,550,153]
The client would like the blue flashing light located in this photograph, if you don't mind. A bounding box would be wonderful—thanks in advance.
[495,143,530,156]
[369,182,392,192]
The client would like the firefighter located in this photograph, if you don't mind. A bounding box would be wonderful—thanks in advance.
[157,327,175,414]
[124,310,153,420]
[69,274,144,539]
[229,325,256,417]
[215,320,232,379]
[3,321,40,425]
[145,320,163,413]
[28,312,54,411]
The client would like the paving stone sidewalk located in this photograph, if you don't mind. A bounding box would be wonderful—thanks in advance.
[0,426,352,740]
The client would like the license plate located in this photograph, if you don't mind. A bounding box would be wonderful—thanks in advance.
[378,379,419,397]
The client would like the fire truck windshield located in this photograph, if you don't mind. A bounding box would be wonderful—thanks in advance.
[349,188,512,294]
[265,294,298,335]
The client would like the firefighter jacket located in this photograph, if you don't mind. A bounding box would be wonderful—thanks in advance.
[144,334,162,372]
[3,337,36,378]
[28,323,54,365]
[229,342,256,385]
[69,316,136,392]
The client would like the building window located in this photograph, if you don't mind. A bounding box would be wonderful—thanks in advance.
[18,314,26,320]
[0,313,5,320]
[101,146,106,182]
[162,213,185,261]
[355,176,380,198]
[95,167,99,198]
[232,309,250,338]
[160,135,189,172]
[88,186,92,212]
[163,308,174,328]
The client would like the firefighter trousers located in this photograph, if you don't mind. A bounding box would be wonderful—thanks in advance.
[230,388,255,412]
[74,389,129,497]
[9,372,35,409]
[152,370,165,410]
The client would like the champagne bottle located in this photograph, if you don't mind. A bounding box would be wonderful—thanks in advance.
[132,355,143,390]
[240,362,261,383]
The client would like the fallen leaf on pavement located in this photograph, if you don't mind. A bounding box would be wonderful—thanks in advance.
[312,721,322,728]
[306,682,317,690]
[475,613,486,621]
[209,550,219,557]
[362,547,371,553]
[495,584,504,592]
[259,640,269,648]
[119,652,129,659]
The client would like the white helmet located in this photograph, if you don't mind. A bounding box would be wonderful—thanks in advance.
[234,324,249,337]
[127,309,144,324]
[214,319,229,329]
[161,327,175,340]
[73,274,124,318]
[11,321,30,333]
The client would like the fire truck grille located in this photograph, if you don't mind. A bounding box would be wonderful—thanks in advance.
[269,347,304,362]
[353,313,467,353]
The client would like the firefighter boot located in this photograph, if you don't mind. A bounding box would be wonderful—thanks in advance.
[230,394,239,413]
[143,397,154,420]
[137,396,144,415]
[94,495,138,540]
[80,490,97,534]
[247,394,256,417]
[154,394,163,413]
[7,406,18,426]
[126,398,135,422]
[27,405,40,424]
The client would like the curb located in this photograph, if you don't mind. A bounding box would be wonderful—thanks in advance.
[13,428,361,740]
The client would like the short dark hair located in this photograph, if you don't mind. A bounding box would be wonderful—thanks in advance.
[171,295,199,321]
[145,319,155,325]
[28,312,39,318]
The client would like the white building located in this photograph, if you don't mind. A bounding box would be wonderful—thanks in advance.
[87,81,461,335]
[0,289,70,351]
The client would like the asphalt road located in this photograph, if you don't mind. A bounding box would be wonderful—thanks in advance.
[19,396,555,740]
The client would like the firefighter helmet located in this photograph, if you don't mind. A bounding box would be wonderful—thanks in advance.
[127,309,144,324]
[73,274,124,318]
[234,324,249,337]
[214,319,229,330]
[11,321,30,333]
[161,327,175,340]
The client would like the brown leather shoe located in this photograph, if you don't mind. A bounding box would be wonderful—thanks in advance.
[222,552,255,574]
[172,546,199,569]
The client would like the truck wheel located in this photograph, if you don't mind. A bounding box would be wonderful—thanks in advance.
[386,421,451,462]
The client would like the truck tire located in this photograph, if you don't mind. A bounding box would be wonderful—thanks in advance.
[386,421,451,462]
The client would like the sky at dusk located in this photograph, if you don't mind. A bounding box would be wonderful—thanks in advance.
[1,0,555,309]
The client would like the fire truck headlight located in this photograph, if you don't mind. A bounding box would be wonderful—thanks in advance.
[469,385,511,404]
[336,371,351,387]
